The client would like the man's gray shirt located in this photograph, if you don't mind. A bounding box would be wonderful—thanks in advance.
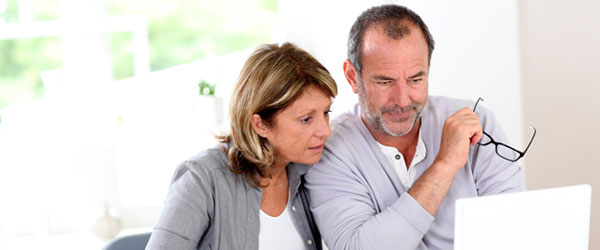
[146,144,321,250]
[305,96,525,250]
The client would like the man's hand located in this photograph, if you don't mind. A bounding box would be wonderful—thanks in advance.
[434,107,483,170]
[408,107,482,215]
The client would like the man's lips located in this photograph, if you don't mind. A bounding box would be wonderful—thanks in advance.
[384,110,411,120]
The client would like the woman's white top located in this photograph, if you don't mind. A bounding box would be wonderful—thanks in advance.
[258,205,305,250]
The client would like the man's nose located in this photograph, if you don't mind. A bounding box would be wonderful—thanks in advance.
[390,82,412,107]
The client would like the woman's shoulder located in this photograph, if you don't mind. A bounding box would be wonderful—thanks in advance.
[173,143,232,180]
[187,144,229,167]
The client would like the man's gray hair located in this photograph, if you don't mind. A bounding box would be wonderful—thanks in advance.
[347,4,435,78]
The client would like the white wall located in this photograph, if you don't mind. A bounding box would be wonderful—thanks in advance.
[519,0,600,248]
[276,0,524,150]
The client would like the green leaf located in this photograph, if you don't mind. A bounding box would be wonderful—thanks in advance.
[198,80,216,96]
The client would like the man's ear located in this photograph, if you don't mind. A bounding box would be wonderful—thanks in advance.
[343,59,360,94]
[251,114,269,138]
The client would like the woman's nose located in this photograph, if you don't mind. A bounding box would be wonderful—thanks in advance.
[315,117,332,138]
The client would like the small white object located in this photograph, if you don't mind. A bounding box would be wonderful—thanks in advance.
[92,202,122,240]
[454,184,592,250]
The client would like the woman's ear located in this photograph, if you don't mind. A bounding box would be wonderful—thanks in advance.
[251,114,269,138]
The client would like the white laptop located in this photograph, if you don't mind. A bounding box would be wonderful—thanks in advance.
[454,184,591,250]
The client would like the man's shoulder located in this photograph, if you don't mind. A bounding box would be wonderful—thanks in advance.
[425,95,498,130]
[425,95,475,116]
[328,104,366,145]
[311,105,374,176]
[330,103,361,127]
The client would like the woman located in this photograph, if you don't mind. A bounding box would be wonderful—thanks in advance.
[146,42,337,250]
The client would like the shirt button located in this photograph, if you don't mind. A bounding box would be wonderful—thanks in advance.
[292,206,297,212]
[307,239,313,245]
[395,154,401,160]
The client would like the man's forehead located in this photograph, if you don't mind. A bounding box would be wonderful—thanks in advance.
[367,62,428,79]
[361,23,428,66]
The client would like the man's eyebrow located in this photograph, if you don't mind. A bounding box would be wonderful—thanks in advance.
[371,75,395,81]
[408,71,426,79]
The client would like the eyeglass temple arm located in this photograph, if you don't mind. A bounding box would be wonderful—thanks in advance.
[521,125,537,154]
[473,97,484,112]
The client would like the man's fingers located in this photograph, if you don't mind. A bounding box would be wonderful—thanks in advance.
[470,130,483,145]
[444,108,484,150]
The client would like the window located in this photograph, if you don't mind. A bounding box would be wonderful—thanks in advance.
[0,0,277,245]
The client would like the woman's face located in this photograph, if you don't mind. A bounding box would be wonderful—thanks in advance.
[257,85,333,167]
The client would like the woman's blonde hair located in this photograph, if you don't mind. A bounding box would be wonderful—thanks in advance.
[218,42,337,187]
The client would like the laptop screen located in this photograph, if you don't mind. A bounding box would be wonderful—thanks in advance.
[454,184,591,250]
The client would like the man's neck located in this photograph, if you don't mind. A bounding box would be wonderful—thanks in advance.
[363,116,421,157]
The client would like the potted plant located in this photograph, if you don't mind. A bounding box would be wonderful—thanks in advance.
[194,79,223,127]
[198,79,216,96]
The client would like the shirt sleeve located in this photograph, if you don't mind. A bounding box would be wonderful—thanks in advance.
[146,162,213,250]
[305,148,434,250]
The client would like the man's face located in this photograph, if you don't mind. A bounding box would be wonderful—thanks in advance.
[354,23,429,137]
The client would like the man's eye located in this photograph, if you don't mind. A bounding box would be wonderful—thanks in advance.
[409,79,422,84]
[376,81,390,86]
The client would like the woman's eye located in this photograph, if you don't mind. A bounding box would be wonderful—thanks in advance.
[301,116,312,124]
[324,110,332,117]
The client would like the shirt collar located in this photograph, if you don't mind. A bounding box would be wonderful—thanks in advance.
[376,128,427,167]
[288,162,311,177]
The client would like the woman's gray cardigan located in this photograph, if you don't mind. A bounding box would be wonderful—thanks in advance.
[146,144,321,250]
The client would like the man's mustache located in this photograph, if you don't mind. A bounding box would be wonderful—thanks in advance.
[380,103,417,113]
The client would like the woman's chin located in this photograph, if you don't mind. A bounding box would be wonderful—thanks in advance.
[293,153,323,165]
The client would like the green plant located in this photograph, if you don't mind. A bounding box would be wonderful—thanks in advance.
[198,79,215,96]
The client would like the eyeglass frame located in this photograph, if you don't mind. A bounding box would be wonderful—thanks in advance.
[473,97,536,162]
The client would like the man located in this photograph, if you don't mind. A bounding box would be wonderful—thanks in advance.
[304,4,525,250]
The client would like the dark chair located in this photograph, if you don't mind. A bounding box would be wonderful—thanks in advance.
[103,232,152,250]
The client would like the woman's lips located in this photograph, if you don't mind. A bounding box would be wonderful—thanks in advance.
[308,144,324,152]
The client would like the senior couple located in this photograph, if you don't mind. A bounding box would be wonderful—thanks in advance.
[146,4,525,250]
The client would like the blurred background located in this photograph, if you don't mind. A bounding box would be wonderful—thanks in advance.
[0,0,598,249]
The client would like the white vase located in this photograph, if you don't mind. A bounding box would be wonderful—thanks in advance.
[92,202,122,240]
[192,95,224,128]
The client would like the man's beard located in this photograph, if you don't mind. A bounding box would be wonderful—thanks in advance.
[358,85,424,137]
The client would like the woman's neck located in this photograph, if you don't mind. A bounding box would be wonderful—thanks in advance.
[258,160,290,216]
[259,159,288,187]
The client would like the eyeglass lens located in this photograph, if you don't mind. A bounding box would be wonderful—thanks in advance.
[496,144,520,161]
[473,97,535,162]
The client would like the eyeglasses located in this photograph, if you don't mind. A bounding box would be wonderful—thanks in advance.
[473,97,536,162]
